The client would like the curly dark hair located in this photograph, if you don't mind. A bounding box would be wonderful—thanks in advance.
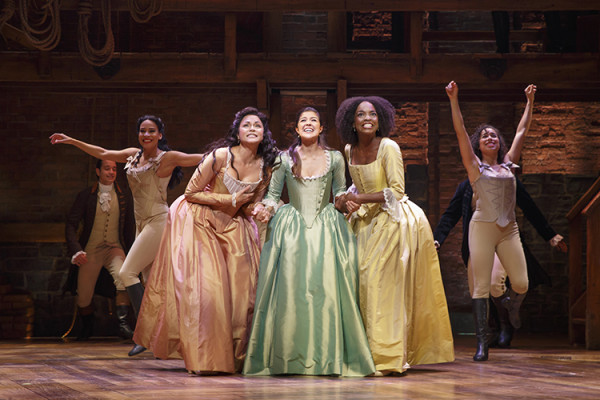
[288,107,330,177]
[335,96,396,145]
[469,124,507,164]
[132,115,183,189]
[201,107,279,180]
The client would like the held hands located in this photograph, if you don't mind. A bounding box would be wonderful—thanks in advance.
[49,133,73,145]
[549,234,567,253]
[251,202,273,224]
[524,84,537,102]
[445,81,458,100]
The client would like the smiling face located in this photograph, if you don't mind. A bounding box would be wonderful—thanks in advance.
[353,101,379,137]
[295,110,323,143]
[238,114,264,146]
[138,119,162,150]
[96,160,117,185]
[479,127,500,154]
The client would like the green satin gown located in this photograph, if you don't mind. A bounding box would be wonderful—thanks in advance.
[243,150,375,377]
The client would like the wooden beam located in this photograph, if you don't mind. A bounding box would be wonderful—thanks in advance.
[0,223,65,242]
[224,13,237,76]
[58,0,600,12]
[0,24,37,50]
[2,53,599,94]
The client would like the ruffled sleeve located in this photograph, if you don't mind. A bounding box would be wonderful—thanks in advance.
[261,153,287,213]
[380,139,409,222]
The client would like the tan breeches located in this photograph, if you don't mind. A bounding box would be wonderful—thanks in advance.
[119,213,167,287]
[468,220,528,299]
[77,244,125,307]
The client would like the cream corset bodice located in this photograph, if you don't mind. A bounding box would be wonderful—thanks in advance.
[125,151,170,222]
[471,162,518,227]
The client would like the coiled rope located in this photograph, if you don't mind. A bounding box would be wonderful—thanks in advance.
[128,0,162,23]
[17,0,61,51]
[77,0,114,66]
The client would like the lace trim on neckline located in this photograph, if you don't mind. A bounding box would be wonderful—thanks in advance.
[125,151,166,173]
[289,149,331,180]
[479,161,519,173]
[223,149,264,186]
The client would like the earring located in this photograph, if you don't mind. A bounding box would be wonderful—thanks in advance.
[352,127,357,133]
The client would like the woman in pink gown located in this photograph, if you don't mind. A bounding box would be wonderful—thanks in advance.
[133,107,279,374]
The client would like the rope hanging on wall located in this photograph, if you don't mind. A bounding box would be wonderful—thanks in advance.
[77,0,114,67]
[16,0,61,51]
[128,0,162,23]
[0,0,16,33]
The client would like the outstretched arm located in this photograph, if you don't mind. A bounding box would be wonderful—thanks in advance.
[49,133,137,163]
[445,81,480,182]
[505,84,536,163]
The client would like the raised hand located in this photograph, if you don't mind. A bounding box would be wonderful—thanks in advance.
[49,133,73,145]
[445,81,459,100]
[524,84,537,102]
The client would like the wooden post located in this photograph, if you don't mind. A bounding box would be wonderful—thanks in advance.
[327,12,346,53]
[583,192,600,349]
[263,12,283,53]
[337,79,347,107]
[224,13,237,76]
[256,79,268,114]
[410,12,423,79]
[568,216,583,345]
[326,90,341,151]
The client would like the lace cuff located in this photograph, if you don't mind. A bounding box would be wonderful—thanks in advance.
[71,251,85,264]
[381,187,408,223]
[261,198,280,216]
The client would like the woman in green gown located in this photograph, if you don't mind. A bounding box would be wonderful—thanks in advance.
[335,97,454,375]
[243,107,375,377]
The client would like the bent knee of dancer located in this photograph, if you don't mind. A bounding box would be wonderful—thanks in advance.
[119,267,140,288]
[511,279,528,295]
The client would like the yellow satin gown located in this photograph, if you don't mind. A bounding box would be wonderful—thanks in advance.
[133,153,262,373]
[345,138,455,373]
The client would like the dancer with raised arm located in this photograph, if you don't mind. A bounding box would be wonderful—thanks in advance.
[50,115,204,356]
[445,81,536,361]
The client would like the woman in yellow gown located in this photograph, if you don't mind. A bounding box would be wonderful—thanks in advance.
[335,96,454,375]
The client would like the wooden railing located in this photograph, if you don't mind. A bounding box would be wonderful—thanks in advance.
[567,175,600,350]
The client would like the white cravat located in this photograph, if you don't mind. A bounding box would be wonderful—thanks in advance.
[98,182,114,213]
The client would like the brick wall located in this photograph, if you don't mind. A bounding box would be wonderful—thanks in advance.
[282,12,328,54]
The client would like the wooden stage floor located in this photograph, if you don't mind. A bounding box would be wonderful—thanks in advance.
[1,334,599,400]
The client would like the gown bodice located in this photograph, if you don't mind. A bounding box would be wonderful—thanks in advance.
[263,150,346,228]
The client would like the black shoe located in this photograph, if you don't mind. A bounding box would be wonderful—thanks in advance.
[128,344,147,357]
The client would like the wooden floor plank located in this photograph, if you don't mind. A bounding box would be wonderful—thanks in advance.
[0,334,599,399]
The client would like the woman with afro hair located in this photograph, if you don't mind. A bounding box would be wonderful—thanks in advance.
[335,97,454,375]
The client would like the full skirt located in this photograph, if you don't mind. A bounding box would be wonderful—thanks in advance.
[133,195,260,373]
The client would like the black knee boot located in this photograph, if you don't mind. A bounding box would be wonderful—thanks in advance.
[115,290,134,340]
[126,282,147,356]
[472,298,489,362]
[77,304,95,341]
[502,288,527,329]
[491,294,513,348]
